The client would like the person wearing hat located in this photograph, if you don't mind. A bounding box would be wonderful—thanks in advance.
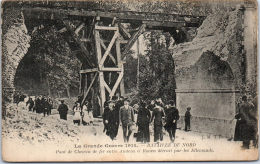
[136,100,151,143]
[235,95,256,149]
[112,95,121,139]
[119,98,135,142]
[43,97,50,117]
[184,107,191,131]
[164,100,179,142]
[26,97,34,112]
[103,101,118,140]
[57,100,69,120]
[39,95,45,114]
[151,101,165,142]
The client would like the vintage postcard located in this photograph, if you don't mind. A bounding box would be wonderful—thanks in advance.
[1,0,258,162]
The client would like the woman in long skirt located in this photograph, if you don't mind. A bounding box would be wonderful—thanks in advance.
[73,102,81,126]
[88,107,94,125]
[82,102,90,125]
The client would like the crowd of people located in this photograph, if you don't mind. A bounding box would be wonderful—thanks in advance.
[14,92,190,143]
[102,94,258,148]
[57,100,94,126]
[102,96,187,143]
[14,92,95,126]
[14,92,53,117]
[13,91,258,148]
[33,96,53,116]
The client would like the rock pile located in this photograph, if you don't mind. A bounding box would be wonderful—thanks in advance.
[172,8,243,85]
[2,104,81,145]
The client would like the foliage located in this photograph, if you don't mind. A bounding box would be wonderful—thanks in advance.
[124,49,137,92]
[30,24,80,96]
[236,79,258,105]
[87,0,240,16]
[137,31,176,102]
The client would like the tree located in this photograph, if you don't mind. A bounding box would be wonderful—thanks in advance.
[138,31,176,102]
[30,23,81,97]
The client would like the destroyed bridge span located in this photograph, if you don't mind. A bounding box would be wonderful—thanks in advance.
[6,2,206,115]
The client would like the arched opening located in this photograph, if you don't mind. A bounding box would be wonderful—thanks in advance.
[14,50,46,96]
[176,51,236,137]
[13,19,82,99]
[4,4,197,116]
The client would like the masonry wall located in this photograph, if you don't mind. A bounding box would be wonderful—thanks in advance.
[2,8,31,119]
[243,4,258,85]
[2,8,31,91]
[174,51,237,137]
[176,91,236,137]
[172,4,257,137]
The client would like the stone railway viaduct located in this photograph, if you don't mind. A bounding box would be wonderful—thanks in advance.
[2,1,257,137]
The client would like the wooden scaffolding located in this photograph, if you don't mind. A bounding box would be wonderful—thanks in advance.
[21,4,205,115]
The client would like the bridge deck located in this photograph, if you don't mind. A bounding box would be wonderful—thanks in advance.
[19,4,205,28]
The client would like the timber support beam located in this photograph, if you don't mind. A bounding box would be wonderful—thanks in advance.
[79,21,148,114]
[122,24,146,60]
[62,20,95,67]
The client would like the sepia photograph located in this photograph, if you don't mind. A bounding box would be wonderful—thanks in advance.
[1,0,258,162]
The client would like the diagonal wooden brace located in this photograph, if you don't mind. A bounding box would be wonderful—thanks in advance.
[109,66,124,98]
[63,20,95,67]
[103,81,112,93]
[118,23,131,39]
[122,24,146,60]
[98,30,119,68]
[81,72,98,105]
[100,38,117,64]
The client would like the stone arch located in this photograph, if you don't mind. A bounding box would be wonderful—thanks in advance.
[2,9,31,102]
[2,9,85,101]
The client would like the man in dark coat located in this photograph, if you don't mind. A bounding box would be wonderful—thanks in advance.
[119,99,135,143]
[137,100,151,143]
[39,96,45,114]
[35,96,42,113]
[103,101,118,140]
[151,101,165,142]
[58,100,69,120]
[235,96,256,149]
[164,100,179,142]
[26,97,34,112]
[43,97,50,117]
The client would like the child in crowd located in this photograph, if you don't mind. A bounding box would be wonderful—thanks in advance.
[185,107,191,131]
